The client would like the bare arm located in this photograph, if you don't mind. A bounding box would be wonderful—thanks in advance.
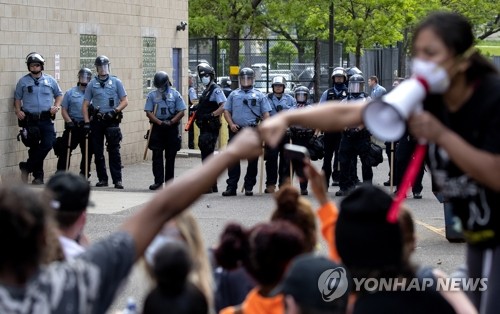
[82,100,90,123]
[170,110,185,125]
[260,100,365,147]
[14,99,25,120]
[409,111,500,191]
[49,95,63,115]
[61,108,71,123]
[120,128,263,260]
[224,110,239,133]
[116,96,128,113]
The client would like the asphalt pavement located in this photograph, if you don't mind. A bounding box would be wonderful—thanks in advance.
[75,148,466,313]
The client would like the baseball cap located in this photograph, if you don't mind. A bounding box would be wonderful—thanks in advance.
[46,172,92,212]
[271,253,349,312]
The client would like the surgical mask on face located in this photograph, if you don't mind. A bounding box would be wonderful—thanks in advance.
[201,76,211,85]
[410,58,450,94]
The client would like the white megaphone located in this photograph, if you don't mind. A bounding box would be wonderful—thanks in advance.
[362,78,427,142]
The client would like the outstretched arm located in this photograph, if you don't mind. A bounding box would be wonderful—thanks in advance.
[120,128,263,261]
[259,101,365,147]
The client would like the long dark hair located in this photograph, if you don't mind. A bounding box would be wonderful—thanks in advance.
[412,11,498,83]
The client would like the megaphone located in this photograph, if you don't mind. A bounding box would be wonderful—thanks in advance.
[362,78,427,142]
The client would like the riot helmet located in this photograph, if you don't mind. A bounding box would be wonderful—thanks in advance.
[346,66,362,80]
[197,62,215,86]
[78,68,92,87]
[239,67,255,89]
[153,71,171,91]
[331,67,347,84]
[220,77,231,88]
[271,76,286,94]
[94,55,110,76]
[294,86,310,104]
[26,52,45,74]
[348,74,365,94]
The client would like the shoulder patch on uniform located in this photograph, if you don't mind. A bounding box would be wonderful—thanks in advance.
[215,89,221,94]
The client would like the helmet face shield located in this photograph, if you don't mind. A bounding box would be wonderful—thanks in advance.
[79,73,92,86]
[348,82,364,93]
[96,64,110,76]
[239,75,254,88]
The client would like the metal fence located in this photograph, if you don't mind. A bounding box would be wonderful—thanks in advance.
[189,37,408,100]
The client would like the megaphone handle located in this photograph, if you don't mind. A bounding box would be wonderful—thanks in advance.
[387,144,427,223]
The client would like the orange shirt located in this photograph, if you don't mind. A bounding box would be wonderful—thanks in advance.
[219,287,284,314]
[317,201,340,262]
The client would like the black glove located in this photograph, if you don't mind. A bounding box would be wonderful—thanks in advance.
[160,120,172,128]
[64,121,75,130]
[83,123,91,135]
[309,135,317,146]
[103,110,117,121]
[190,105,198,112]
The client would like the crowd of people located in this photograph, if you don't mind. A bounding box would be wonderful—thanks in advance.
[4,10,500,314]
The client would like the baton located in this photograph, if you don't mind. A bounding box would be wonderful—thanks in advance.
[143,104,158,160]
[259,143,264,194]
[84,134,89,180]
[185,111,196,132]
[66,130,72,171]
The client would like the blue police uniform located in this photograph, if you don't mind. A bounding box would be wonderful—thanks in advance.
[337,93,372,195]
[56,86,93,175]
[145,88,186,184]
[15,73,62,182]
[223,88,271,193]
[320,84,348,187]
[265,93,296,190]
[84,75,127,186]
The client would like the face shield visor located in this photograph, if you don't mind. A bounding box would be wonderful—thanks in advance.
[78,72,92,86]
[96,64,110,76]
[295,91,308,103]
[239,75,254,89]
[348,82,364,94]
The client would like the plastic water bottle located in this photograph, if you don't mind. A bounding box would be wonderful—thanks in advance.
[123,297,137,314]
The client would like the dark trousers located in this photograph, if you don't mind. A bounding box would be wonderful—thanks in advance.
[385,141,398,178]
[150,124,179,184]
[394,134,424,193]
[56,127,93,176]
[322,132,341,186]
[91,120,122,184]
[338,132,372,191]
[25,119,56,180]
[199,126,220,189]
[265,135,289,187]
[226,129,258,191]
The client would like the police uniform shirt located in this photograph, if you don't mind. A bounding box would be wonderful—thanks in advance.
[14,73,63,113]
[319,85,348,103]
[61,86,85,122]
[189,86,198,102]
[84,76,127,113]
[206,85,227,104]
[224,88,271,127]
[144,88,187,120]
[268,93,296,116]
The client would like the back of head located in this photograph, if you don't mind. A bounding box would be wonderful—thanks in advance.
[45,172,90,229]
[152,241,192,295]
[0,184,51,283]
[143,282,208,314]
[277,254,349,314]
[271,185,317,252]
[335,185,403,279]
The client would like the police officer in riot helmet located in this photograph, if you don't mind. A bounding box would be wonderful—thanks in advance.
[220,77,233,98]
[222,67,272,196]
[336,72,373,197]
[194,63,227,193]
[144,71,186,190]
[289,86,321,195]
[345,66,362,82]
[318,67,348,188]
[15,52,63,185]
[82,55,128,189]
[56,68,94,177]
[264,76,297,193]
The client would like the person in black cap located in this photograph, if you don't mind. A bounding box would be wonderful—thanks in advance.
[45,172,91,259]
[274,253,349,314]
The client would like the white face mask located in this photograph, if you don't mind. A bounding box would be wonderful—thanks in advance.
[201,76,211,85]
[410,58,450,94]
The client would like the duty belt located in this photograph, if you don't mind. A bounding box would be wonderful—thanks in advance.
[291,129,314,139]
[25,111,52,121]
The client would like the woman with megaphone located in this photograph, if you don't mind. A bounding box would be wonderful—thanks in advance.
[260,11,500,314]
